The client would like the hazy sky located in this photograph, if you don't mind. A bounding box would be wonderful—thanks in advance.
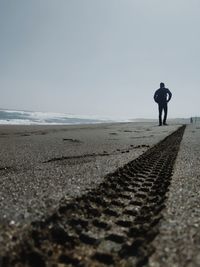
[0,0,200,119]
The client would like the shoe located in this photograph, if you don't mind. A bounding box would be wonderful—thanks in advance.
[163,123,168,126]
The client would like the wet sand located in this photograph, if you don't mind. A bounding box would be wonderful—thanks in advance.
[0,122,180,225]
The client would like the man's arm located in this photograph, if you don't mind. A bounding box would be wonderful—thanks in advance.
[167,89,172,102]
[154,90,158,103]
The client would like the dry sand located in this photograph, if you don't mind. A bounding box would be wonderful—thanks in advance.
[149,123,200,267]
[1,122,200,266]
[0,122,180,225]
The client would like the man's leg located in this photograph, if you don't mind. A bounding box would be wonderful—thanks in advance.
[158,104,163,126]
[163,103,168,125]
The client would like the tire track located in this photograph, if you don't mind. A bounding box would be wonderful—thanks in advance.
[1,126,185,267]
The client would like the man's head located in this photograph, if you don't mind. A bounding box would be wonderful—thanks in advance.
[160,82,165,88]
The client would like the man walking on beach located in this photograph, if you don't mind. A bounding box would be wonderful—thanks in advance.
[154,82,172,126]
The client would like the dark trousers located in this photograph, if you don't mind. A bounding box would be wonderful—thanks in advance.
[158,102,168,125]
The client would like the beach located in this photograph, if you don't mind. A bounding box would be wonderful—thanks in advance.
[0,122,199,266]
[149,123,200,267]
[0,122,180,224]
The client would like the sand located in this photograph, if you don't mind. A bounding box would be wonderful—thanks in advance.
[0,122,180,225]
[2,121,200,267]
[149,123,200,267]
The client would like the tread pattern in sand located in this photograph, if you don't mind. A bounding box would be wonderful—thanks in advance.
[2,126,185,267]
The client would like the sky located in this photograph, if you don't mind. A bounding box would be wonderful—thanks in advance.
[0,0,200,119]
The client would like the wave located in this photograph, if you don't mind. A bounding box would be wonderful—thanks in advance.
[0,109,116,125]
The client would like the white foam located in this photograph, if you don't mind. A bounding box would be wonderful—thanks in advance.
[0,109,119,125]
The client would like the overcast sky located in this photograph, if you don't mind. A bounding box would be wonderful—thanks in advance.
[0,0,199,119]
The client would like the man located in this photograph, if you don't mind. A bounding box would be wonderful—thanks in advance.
[154,82,172,126]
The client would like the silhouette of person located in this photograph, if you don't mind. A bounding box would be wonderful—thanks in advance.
[154,82,172,126]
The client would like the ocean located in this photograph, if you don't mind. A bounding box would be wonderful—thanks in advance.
[0,109,114,125]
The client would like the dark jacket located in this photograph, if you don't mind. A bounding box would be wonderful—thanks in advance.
[154,88,172,104]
